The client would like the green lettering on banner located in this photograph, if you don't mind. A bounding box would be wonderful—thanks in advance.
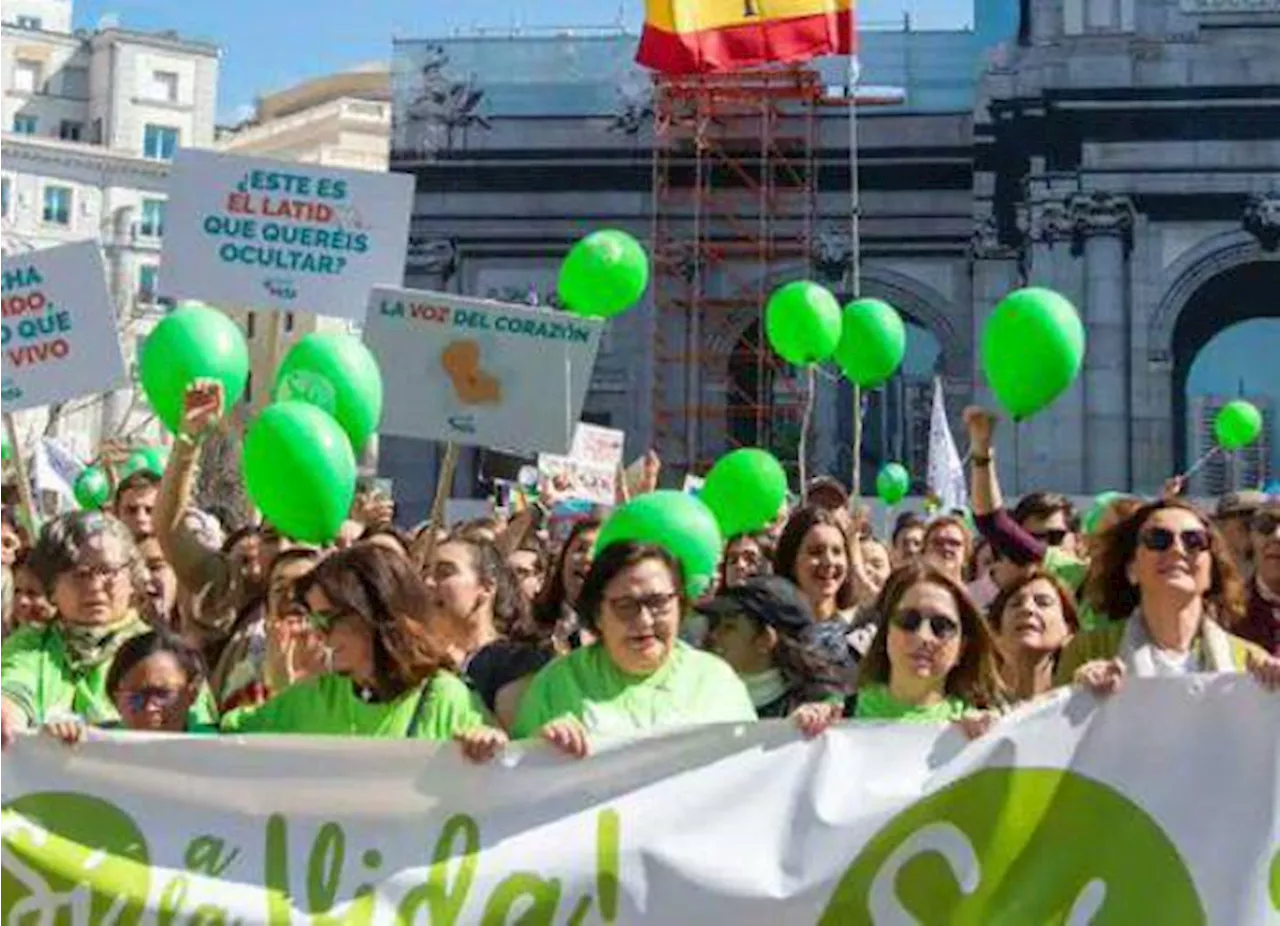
[481,872,563,925]
[185,834,241,878]
[396,813,480,923]
[596,809,620,923]
[1271,847,1279,912]
[820,768,1205,924]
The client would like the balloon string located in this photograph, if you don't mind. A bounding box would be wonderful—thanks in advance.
[1182,445,1222,481]
[799,365,817,493]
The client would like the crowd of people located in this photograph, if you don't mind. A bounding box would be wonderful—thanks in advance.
[2,383,1278,761]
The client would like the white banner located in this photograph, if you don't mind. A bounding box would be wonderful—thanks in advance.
[363,288,604,456]
[538,423,625,506]
[1,241,127,411]
[160,149,412,320]
[2,678,1277,924]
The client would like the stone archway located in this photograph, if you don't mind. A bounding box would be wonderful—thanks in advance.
[1147,229,1280,475]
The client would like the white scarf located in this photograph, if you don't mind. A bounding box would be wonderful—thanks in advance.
[1118,609,1235,677]
[742,669,790,710]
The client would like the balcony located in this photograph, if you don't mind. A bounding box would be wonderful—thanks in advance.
[220,98,390,150]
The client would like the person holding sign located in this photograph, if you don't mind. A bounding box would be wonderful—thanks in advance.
[221,545,487,739]
[1,512,216,745]
[459,542,754,762]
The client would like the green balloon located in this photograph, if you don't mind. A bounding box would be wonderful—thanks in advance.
[557,229,650,319]
[74,466,112,511]
[140,302,249,434]
[1,431,10,463]
[1083,491,1126,535]
[243,402,356,544]
[876,462,910,505]
[595,490,724,597]
[765,281,842,365]
[833,298,906,387]
[981,288,1085,421]
[274,332,383,453]
[119,446,170,480]
[1214,400,1262,451]
[700,448,788,538]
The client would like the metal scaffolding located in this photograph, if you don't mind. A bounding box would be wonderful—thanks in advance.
[650,68,822,478]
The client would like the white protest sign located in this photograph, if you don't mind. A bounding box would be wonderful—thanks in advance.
[1,679,1275,923]
[538,422,625,505]
[1,241,127,411]
[362,287,604,456]
[159,149,412,320]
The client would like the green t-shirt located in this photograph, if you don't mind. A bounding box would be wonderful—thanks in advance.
[220,671,487,739]
[851,684,969,723]
[0,622,217,728]
[512,640,756,740]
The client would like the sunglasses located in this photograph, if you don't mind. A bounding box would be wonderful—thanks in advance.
[892,609,961,640]
[1139,527,1210,555]
[122,686,184,713]
[1030,529,1069,547]
[1250,513,1280,536]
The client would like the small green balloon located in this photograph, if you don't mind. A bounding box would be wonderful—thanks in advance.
[274,332,384,453]
[765,281,842,365]
[1,431,10,464]
[140,302,249,434]
[1214,400,1262,451]
[833,298,906,388]
[700,448,789,538]
[981,288,1085,421]
[243,402,356,544]
[595,490,724,597]
[1083,491,1127,536]
[74,466,112,511]
[120,446,170,480]
[557,229,650,319]
[875,462,910,505]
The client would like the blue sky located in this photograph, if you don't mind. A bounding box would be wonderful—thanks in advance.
[71,0,972,121]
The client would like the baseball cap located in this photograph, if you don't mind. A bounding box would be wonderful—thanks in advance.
[1216,490,1267,520]
[805,476,849,511]
[698,576,815,636]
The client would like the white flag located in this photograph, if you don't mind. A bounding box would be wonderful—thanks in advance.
[33,437,83,510]
[927,377,968,512]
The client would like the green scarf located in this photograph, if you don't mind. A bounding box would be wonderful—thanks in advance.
[59,611,150,676]
[854,683,968,723]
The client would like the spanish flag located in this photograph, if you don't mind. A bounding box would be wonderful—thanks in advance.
[637,0,854,75]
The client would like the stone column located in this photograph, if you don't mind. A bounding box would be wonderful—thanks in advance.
[969,212,1022,483]
[1073,193,1134,491]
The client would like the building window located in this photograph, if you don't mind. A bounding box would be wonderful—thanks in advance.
[143,124,179,160]
[285,312,295,333]
[244,372,254,404]
[1,178,10,217]
[42,186,72,225]
[58,120,82,142]
[12,60,42,93]
[138,265,158,302]
[12,114,37,135]
[15,15,41,29]
[246,312,256,340]
[150,70,179,102]
[139,198,165,237]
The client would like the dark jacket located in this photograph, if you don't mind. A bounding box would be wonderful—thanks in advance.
[1235,578,1279,657]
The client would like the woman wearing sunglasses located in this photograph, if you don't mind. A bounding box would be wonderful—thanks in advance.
[458,540,754,762]
[1059,498,1280,692]
[1236,501,1279,657]
[220,545,488,738]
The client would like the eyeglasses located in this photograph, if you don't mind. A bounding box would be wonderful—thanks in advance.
[606,592,679,621]
[1250,513,1280,536]
[67,563,128,587]
[1138,527,1211,555]
[1030,529,1069,547]
[891,609,961,640]
[122,686,184,713]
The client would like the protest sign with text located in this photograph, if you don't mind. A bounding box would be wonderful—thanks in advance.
[1,241,127,411]
[159,149,412,320]
[2,679,1275,924]
[362,288,604,456]
[538,422,625,505]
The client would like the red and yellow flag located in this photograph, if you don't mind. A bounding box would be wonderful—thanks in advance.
[637,0,854,75]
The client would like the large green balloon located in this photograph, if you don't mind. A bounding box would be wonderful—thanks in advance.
[875,462,910,505]
[243,402,356,544]
[700,448,788,538]
[701,448,788,535]
[833,298,906,388]
[139,302,249,434]
[119,446,170,480]
[981,288,1085,421]
[274,332,383,453]
[1214,400,1262,451]
[595,490,724,597]
[765,281,842,365]
[74,466,112,511]
[557,229,650,319]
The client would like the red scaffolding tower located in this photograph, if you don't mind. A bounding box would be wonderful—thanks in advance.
[650,68,823,478]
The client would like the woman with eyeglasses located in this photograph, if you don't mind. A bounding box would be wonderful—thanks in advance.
[1059,499,1280,692]
[722,532,772,589]
[44,629,212,742]
[458,541,755,762]
[1,512,217,746]
[220,545,487,738]
[507,536,549,604]
[1237,501,1279,656]
[988,569,1077,702]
